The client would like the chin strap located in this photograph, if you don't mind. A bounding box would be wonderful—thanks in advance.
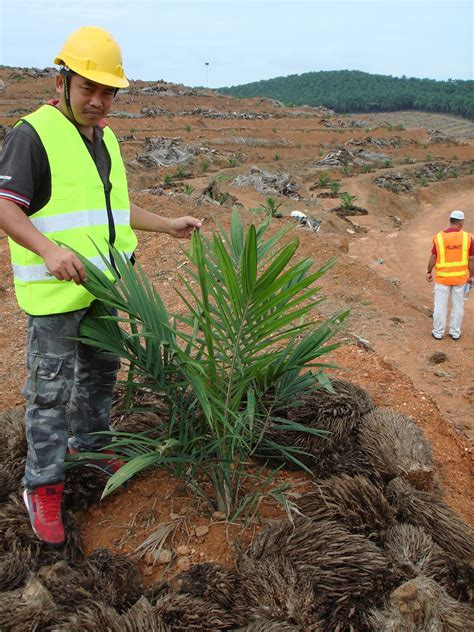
[59,66,77,123]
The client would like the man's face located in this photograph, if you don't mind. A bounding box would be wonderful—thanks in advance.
[56,74,116,126]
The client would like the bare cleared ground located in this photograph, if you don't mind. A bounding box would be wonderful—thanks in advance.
[0,68,473,556]
[359,110,474,139]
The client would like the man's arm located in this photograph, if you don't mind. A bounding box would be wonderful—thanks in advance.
[0,198,86,284]
[130,202,202,238]
[469,255,474,285]
[426,253,436,282]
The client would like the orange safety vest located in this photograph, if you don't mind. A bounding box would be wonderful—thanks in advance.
[433,230,471,286]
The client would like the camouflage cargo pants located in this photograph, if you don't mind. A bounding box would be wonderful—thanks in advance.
[23,305,120,489]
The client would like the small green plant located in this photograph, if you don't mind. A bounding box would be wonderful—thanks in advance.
[217,173,234,183]
[259,196,283,218]
[435,170,445,181]
[182,184,194,195]
[274,154,280,161]
[130,128,137,134]
[469,165,474,175]
[330,180,341,195]
[175,166,186,179]
[184,124,192,132]
[318,173,330,187]
[163,174,173,185]
[342,166,350,177]
[201,159,210,173]
[296,143,302,149]
[383,160,392,168]
[362,165,371,173]
[426,154,432,161]
[76,213,347,517]
[228,156,237,167]
[451,154,458,161]
[340,192,357,211]
[451,168,459,178]
[419,176,428,187]
[404,156,411,164]
[272,127,277,134]
[217,192,230,205]
[395,124,405,131]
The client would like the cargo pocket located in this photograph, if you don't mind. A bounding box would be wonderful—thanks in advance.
[23,353,64,407]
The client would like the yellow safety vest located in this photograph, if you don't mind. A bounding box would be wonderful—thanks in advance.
[433,230,471,286]
[8,105,137,315]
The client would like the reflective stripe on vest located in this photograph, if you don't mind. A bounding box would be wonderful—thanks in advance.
[8,105,137,315]
[434,230,470,285]
[30,208,130,234]
[13,251,135,282]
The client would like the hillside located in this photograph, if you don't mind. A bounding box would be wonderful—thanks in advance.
[0,66,473,630]
[219,69,474,119]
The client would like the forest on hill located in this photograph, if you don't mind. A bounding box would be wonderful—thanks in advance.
[218,70,474,120]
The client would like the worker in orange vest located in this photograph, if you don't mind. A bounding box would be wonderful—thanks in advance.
[426,210,473,340]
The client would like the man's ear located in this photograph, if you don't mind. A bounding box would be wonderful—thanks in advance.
[55,74,64,95]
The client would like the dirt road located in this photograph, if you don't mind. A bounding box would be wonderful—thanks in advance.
[350,185,474,440]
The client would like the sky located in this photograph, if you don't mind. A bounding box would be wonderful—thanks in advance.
[0,1,472,88]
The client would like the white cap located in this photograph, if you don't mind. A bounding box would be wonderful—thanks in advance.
[450,210,464,220]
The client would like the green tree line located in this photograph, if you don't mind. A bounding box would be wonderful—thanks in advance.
[218,70,474,120]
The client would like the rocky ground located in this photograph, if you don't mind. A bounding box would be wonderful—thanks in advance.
[0,68,473,623]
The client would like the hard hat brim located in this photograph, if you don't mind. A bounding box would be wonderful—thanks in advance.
[54,56,129,88]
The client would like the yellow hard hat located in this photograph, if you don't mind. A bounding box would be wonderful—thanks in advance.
[54,26,129,88]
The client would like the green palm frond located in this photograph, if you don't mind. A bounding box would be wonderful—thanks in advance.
[75,210,348,515]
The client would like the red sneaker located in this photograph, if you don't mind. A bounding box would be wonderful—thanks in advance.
[23,484,65,545]
[68,447,124,475]
[98,449,124,475]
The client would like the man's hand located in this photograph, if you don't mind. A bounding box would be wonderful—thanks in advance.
[167,216,203,239]
[130,202,202,237]
[426,271,433,282]
[42,244,87,285]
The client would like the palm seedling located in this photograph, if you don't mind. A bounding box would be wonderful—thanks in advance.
[259,197,283,218]
[330,180,341,195]
[75,212,348,518]
[318,173,330,187]
[340,193,357,211]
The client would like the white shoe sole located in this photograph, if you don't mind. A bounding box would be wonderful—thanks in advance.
[23,489,65,546]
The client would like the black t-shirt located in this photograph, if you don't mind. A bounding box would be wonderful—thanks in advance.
[0,107,112,215]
